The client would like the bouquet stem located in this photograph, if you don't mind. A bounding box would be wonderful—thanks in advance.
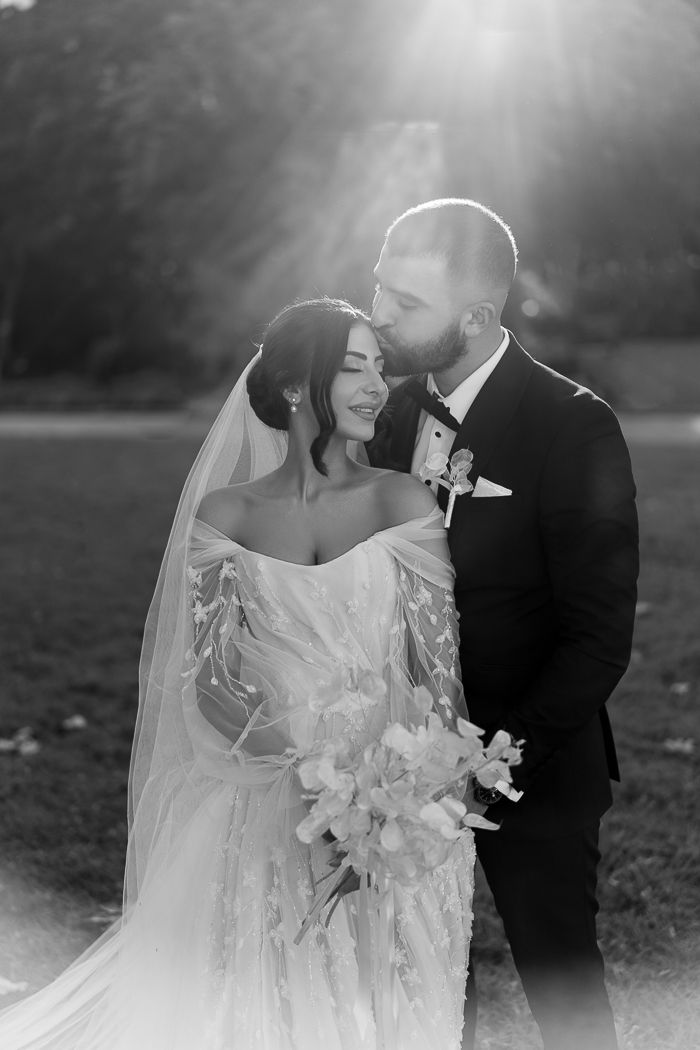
[445,489,457,528]
[294,863,353,945]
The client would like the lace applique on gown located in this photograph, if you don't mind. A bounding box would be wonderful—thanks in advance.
[0,510,474,1050]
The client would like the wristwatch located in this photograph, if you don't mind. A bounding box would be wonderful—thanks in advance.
[472,782,505,807]
[472,779,524,807]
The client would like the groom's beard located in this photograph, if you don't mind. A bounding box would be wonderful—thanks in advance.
[377,320,466,377]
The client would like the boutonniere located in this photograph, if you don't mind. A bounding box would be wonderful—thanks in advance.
[418,449,474,527]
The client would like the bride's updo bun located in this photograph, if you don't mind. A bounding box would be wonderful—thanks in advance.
[246,358,289,430]
[246,298,371,474]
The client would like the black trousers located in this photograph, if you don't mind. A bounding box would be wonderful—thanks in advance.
[463,822,618,1050]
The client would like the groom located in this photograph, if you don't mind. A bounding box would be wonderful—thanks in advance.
[366,199,639,1050]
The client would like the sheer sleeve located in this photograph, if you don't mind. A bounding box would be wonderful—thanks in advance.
[185,558,253,747]
[375,509,467,728]
[181,527,298,788]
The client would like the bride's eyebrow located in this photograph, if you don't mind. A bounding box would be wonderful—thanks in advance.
[345,351,385,364]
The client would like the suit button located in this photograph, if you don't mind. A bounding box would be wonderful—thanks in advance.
[435,431,442,438]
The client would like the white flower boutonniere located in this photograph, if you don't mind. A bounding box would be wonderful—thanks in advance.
[419,448,474,527]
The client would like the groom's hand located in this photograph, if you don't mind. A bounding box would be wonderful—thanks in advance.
[464,776,492,818]
[469,800,490,818]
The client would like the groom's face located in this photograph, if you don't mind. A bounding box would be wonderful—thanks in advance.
[371,247,466,376]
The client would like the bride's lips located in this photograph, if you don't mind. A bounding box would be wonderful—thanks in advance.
[349,404,380,420]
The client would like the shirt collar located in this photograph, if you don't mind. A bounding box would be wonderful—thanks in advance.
[427,328,510,422]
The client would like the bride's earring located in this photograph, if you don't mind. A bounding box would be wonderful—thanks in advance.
[288,396,299,414]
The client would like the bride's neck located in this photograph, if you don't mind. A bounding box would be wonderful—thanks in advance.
[279,428,355,500]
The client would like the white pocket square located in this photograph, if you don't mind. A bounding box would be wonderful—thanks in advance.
[472,477,512,498]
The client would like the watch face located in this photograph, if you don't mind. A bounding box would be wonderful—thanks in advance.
[475,784,502,806]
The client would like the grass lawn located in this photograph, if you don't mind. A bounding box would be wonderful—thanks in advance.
[0,432,699,1046]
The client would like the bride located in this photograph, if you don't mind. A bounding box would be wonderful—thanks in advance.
[0,297,475,1049]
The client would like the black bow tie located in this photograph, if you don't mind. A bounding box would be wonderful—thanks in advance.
[404,379,460,432]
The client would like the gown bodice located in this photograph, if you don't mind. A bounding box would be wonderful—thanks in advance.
[187,528,404,755]
[225,540,399,674]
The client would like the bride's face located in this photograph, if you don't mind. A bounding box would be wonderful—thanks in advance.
[329,323,388,440]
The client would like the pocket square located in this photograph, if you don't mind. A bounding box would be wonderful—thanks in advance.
[472,477,512,498]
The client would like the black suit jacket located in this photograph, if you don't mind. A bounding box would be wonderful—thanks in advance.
[368,335,639,838]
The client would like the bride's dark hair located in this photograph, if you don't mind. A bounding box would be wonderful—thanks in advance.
[247,297,372,475]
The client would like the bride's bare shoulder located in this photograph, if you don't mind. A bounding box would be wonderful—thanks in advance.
[195,483,257,538]
[372,469,438,523]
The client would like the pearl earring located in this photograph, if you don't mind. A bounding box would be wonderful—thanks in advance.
[289,398,298,413]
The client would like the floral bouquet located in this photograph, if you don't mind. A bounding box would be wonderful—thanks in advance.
[419,448,474,526]
[293,680,522,944]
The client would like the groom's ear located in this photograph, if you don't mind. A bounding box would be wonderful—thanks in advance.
[459,300,496,336]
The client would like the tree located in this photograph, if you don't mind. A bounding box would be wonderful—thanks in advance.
[2,0,700,386]
[0,0,191,381]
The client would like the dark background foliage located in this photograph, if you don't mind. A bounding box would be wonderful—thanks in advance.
[1,0,699,398]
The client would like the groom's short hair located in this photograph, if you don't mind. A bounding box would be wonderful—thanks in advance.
[385,198,518,294]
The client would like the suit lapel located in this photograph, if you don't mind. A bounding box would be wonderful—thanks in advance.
[449,335,534,492]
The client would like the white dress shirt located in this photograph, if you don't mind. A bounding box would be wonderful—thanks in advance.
[411,329,510,484]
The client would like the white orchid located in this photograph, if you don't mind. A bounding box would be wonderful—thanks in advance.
[297,741,350,790]
[297,690,520,881]
[329,805,372,842]
[419,448,474,526]
[419,798,465,840]
[381,721,429,763]
[293,680,522,942]
[472,729,523,787]
[420,452,450,477]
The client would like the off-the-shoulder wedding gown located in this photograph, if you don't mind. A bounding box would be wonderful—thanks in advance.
[0,510,474,1050]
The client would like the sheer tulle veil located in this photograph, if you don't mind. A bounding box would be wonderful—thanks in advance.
[0,348,474,1050]
[126,353,288,909]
